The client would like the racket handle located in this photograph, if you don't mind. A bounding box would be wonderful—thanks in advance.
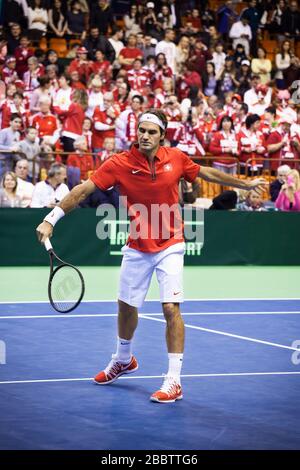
[44,238,53,252]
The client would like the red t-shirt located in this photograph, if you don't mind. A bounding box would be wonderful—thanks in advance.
[31,112,59,137]
[90,145,200,252]
[119,47,143,71]
[67,152,94,180]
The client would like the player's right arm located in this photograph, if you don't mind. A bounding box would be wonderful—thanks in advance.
[36,180,96,243]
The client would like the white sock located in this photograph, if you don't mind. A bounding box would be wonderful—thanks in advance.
[167,353,183,383]
[115,337,132,363]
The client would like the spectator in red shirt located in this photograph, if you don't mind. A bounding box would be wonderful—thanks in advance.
[0,83,17,129]
[1,57,18,86]
[237,114,266,174]
[57,89,88,157]
[189,39,212,76]
[92,49,112,91]
[68,47,94,85]
[67,136,94,188]
[153,53,173,88]
[127,58,150,95]
[31,97,60,144]
[23,56,44,94]
[69,70,87,91]
[1,91,30,131]
[267,118,300,172]
[113,80,131,112]
[94,136,115,169]
[118,34,143,71]
[209,115,239,174]
[92,91,120,152]
[14,35,34,79]
[177,64,202,102]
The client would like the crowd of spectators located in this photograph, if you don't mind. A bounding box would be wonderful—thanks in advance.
[0,0,299,211]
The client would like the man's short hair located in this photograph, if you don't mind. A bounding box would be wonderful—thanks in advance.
[25,126,37,133]
[131,94,144,104]
[265,106,276,116]
[48,163,66,178]
[10,113,22,122]
[245,114,260,129]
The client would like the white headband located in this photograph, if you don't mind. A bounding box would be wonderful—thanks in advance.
[138,113,166,131]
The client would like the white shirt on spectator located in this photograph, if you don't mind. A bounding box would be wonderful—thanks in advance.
[27,7,48,33]
[86,90,104,118]
[229,20,252,56]
[16,177,35,208]
[31,180,69,208]
[109,38,124,59]
[212,51,226,76]
[244,87,272,109]
[53,87,72,111]
[155,40,177,74]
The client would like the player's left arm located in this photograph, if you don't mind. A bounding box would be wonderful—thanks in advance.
[198,166,267,193]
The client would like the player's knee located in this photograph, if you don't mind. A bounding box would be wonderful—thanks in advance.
[118,299,138,316]
[162,303,180,321]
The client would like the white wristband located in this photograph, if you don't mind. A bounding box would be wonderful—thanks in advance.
[44,206,65,227]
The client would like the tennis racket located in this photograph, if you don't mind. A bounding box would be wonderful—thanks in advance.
[44,238,85,313]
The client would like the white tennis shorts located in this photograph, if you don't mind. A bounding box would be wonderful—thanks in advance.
[118,242,185,308]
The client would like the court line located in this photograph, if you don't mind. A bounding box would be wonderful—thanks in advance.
[0,297,300,304]
[1,371,300,385]
[1,311,300,320]
[140,315,300,352]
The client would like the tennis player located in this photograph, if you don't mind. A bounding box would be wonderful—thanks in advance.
[36,109,266,403]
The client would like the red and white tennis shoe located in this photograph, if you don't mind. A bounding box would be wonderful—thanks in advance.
[94,355,138,385]
[150,375,183,403]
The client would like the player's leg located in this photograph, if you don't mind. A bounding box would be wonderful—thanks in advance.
[94,246,155,385]
[150,243,185,403]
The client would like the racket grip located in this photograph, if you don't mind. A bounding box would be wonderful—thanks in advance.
[44,238,53,252]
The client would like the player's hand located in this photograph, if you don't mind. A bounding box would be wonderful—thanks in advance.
[246,177,268,194]
[36,221,53,244]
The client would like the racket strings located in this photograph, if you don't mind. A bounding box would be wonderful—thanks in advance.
[50,265,83,313]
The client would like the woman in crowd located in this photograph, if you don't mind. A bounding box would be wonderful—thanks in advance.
[275,169,300,211]
[275,40,292,89]
[209,115,239,174]
[48,0,68,38]
[27,0,48,40]
[57,88,88,157]
[0,171,22,207]
[123,4,142,38]
[176,36,190,76]
[203,62,218,97]
[251,46,272,84]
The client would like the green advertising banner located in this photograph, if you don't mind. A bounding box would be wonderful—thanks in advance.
[0,208,299,266]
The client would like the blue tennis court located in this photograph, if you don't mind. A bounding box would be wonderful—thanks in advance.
[1,299,300,450]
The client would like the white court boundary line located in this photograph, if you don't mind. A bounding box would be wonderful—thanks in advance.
[140,315,300,352]
[1,311,300,320]
[0,297,300,304]
[1,371,300,385]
